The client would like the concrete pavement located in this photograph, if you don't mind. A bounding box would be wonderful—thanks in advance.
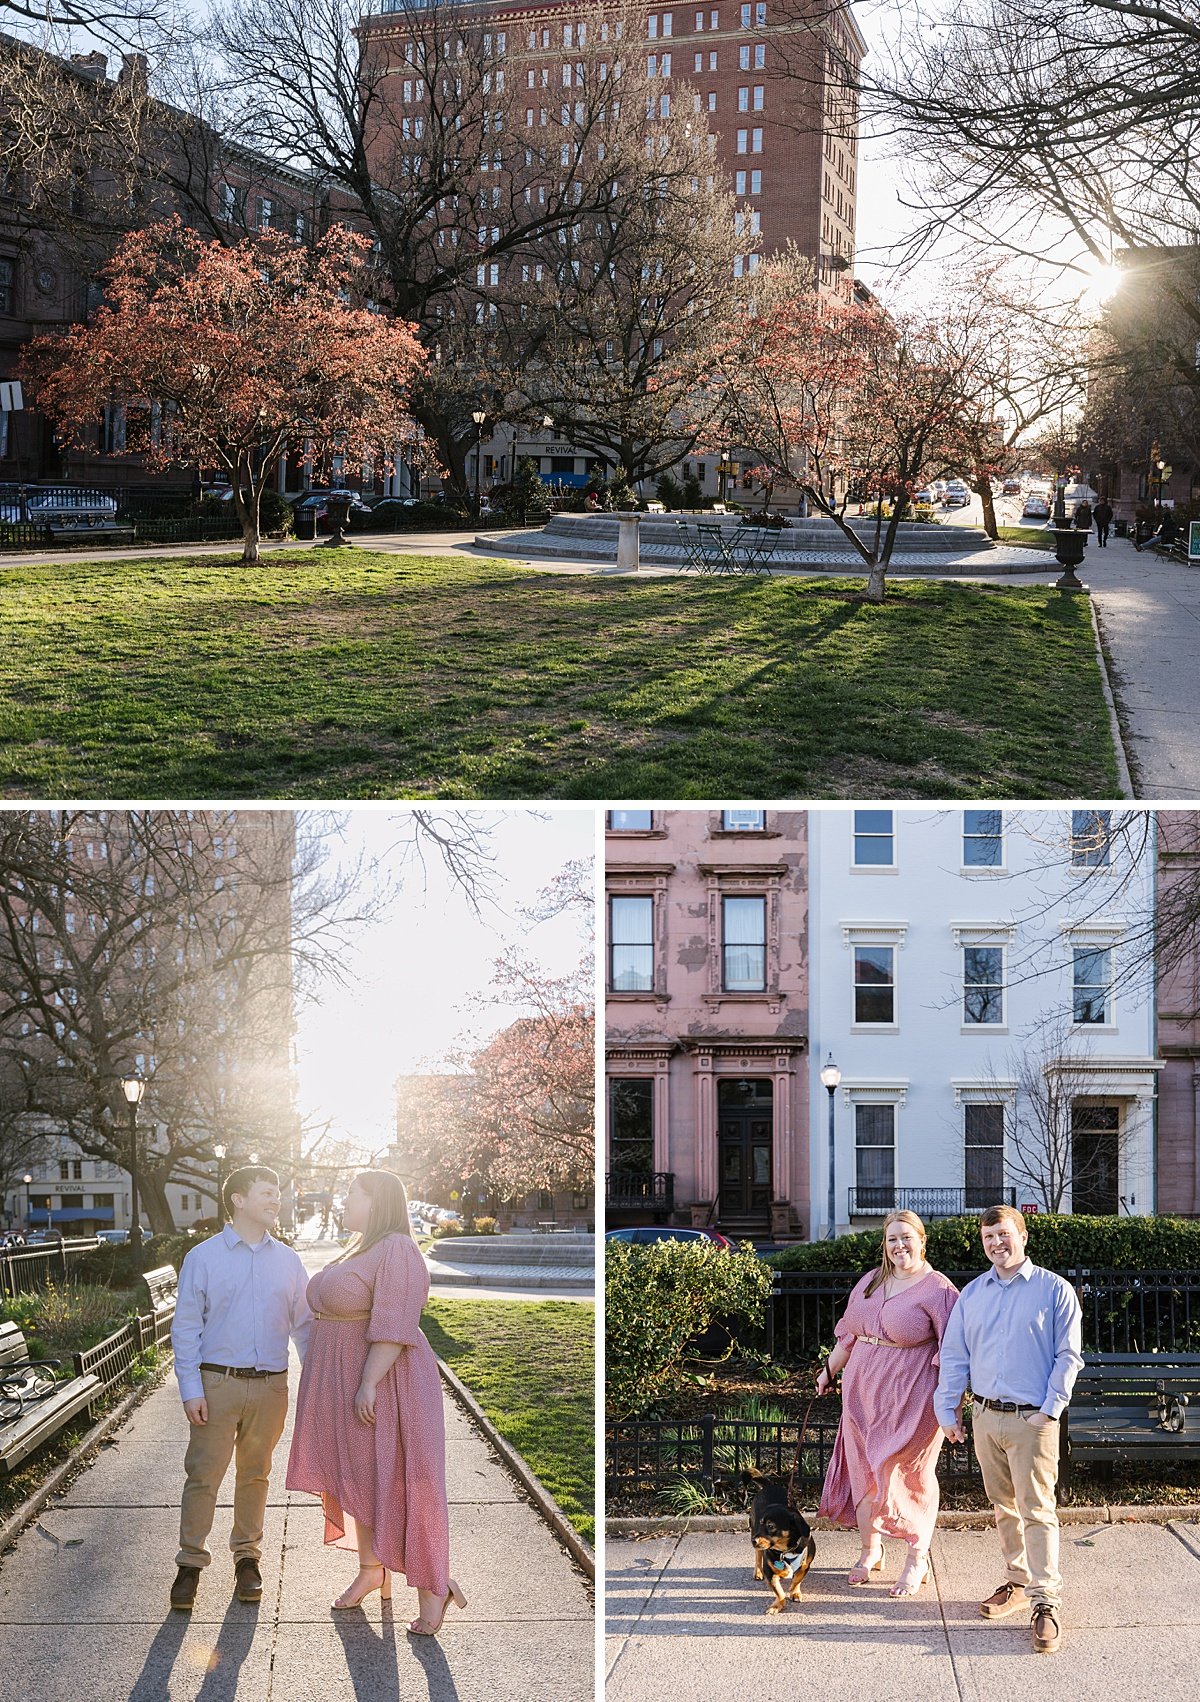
[0,1239,594,1701]
[607,1522,1200,1701]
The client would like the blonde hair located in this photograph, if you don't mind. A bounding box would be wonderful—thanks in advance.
[864,1210,927,1298]
[333,1169,414,1263]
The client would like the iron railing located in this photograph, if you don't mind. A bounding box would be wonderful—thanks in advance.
[74,1303,174,1395]
[605,1171,676,1213]
[0,1238,101,1300]
[847,1187,1018,1218]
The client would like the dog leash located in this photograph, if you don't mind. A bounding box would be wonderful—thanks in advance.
[786,1388,819,1513]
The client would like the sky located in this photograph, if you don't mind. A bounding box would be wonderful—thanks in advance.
[291,808,595,1161]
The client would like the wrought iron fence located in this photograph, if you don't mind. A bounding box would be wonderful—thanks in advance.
[606,1171,676,1213]
[0,522,47,550]
[606,1414,979,1498]
[0,1239,102,1300]
[74,1304,174,1396]
[133,516,242,543]
[847,1187,1017,1218]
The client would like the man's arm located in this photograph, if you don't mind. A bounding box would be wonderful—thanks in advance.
[171,1248,208,1414]
[933,1297,969,1438]
[1041,1279,1084,1419]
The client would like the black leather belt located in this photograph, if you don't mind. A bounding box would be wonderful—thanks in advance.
[977,1398,1039,1413]
[199,1362,283,1379]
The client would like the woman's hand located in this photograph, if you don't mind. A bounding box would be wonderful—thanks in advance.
[353,1379,378,1425]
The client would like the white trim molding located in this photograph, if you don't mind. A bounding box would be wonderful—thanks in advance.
[951,922,1016,947]
[840,921,909,950]
[839,1078,909,1108]
[951,1078,1018,1106]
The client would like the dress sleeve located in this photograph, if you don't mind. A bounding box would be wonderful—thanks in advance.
[927,1275,961,1369]
[366,1235,428,1345]
[833,1273,869,1347]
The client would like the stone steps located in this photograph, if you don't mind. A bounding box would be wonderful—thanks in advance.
[426,1233,596,1268]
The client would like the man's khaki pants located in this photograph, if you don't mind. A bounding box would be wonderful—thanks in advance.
[177,1368,289,1569]
[972,1405,1062,1608]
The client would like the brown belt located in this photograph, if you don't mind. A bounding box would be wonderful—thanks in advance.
[199,1363,284,1379]
[312,1310,371,1321]
[856,1334,929,1348]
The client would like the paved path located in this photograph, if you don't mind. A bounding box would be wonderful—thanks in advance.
[0,1244,593,1701]
[607,1523,1200,1702]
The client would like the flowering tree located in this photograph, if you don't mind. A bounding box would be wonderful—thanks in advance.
[21,217,426,562]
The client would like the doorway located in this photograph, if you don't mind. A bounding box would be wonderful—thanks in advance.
[1072,1103,1119,1215]
[717,1079,773,1223]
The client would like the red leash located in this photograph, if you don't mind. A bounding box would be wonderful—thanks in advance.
[786,1387,820,1512]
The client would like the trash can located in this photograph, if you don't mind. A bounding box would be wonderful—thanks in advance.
[295,506,317,541]
[1113,517,1128,539]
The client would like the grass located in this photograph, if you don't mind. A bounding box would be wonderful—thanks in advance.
[0,547,1118,798]
[422,1296,594,1545]
[997,525,1058,551]
[1,1281,142,1358]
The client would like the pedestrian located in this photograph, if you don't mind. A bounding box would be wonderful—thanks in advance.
[934,1204,1082,1655]
[1093,498,1113,546]
[1073,499,1092,533]
[815,1211,960,1597]
[287,1169,465,1637]
[169,1165,312,1611]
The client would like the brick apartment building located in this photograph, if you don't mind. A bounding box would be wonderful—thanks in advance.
[1158,810,1200,1215]
[0,811,298,1238]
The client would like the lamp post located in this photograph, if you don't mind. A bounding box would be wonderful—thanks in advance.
[471,409,487,520]
[22,1173,31,1235]
[213,1142,226,1225]
[820,1054,841,1241]
[122,1074,145,1262]
[718,452,733,506]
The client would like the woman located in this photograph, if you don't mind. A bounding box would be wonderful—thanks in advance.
[815,1211,958,1596]
[287,1169,466,1635]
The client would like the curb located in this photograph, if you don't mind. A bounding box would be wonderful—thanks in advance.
[0,1370,164,1556]
[1088,595,1136,798]
[435,1358,595,1583]
[607,1503,1200,1539]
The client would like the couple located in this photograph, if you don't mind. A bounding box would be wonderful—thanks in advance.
[169,1164,466,1636]
[815,1204,1082,1655]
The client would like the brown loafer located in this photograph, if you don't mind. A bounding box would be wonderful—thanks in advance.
[979,1581,1023,1618]
[235,1557,263,1603]
[170,1564,200,1610]
[1032,1604,1061,1653]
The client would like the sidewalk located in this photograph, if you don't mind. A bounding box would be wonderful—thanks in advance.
[0,1354,593,1701]
[607,1523,1200,1702]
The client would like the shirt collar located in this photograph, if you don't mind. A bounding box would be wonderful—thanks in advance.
[984,1255,1033,1284]
[221,1222,276,1253]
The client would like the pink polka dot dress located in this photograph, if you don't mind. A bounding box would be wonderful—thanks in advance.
[818,1268,960,1549]
[286,1232,449,1593]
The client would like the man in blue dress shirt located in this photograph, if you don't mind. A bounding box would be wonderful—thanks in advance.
[934,1203,1083,1656]
[169,1166,311,1611]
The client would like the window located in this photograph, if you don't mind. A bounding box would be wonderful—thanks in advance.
[722,808,765,831]
[610,896,653,990]
[607,810,653,831]
[751,127,763,152]
[963,946,1004,1024]
[217,183,236,223]
[854,946,894,1023]
[736,128,748,153]
[694,50,703,69]
[254,196,272,230]
[853,808,893,866]
[752,85,764,109]
[965,1103,1004,1208]
[723,896,766,990]
[738,86,749,110]
[963,808,1003,867]
[739,44,750,68]
[648,11,658,33]
[1073,946,1111,1024]
[609,1078,654,1175]
[0,256,14,314]
[1071,808,1111,867]
[855,1104,895,1206]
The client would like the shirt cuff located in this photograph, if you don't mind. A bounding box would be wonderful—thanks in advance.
[1042,1400,1066,1420]
[177,1370,205,1404]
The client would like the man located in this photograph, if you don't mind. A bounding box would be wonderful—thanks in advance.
[934,1204,1083,1655]
[169,1166,311,1611]
[1092,497,1113,547]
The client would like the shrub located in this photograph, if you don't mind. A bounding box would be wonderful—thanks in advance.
[471,1216,498,1236]
[1,1281,133,1356]
[655,472,684,509]
[767,1214,1200,1276]
[681,473,704,509]
[606,1241,773,1418]
[431,1219,465,1239]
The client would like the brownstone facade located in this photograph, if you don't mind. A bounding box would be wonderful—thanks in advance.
[1158,811,1200,1216]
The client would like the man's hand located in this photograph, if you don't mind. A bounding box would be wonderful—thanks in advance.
[183,1397,208,1426]
[1025,1411,1054,1428]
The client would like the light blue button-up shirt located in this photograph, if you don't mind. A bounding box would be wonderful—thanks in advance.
[171,1224,312,1405]
[934,1258,1083,1426]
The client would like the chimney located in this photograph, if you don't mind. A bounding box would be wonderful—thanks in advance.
[70,51,108,81]
[119,52,149,92]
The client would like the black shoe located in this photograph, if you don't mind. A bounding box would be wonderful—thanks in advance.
[171,1564,201,1611]
[235,1557,263,1602]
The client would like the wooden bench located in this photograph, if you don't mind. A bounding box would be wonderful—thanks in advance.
[0,1321,102,1473]
[142,1264,178,1315]
[1063,1351,1200,1480]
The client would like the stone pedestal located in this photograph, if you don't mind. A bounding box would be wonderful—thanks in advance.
[615,510,641,572]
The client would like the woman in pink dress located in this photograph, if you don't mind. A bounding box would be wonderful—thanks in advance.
[287,1169,466,1635]
[815,1211,959,1596]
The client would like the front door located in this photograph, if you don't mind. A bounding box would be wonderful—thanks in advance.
[717,1079,773,1219]
[1072,1103,1120,1214]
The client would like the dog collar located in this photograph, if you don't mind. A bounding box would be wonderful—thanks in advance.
[766,1550,806,1579]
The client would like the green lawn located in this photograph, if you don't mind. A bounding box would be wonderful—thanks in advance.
[0,548,1117,797]
[422,1297,594,1544]
[996,525,1057,551]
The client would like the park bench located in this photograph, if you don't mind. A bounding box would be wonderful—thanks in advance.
[1062,1351,1200,1481]
[142,1264,178,1316]
[643,500,666,514]
[0,1320,102,1473]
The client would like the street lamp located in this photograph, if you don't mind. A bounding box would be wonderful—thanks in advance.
[718,452,734,505]
[471,409,487,520]
[820,1054,842,1241]
[22,1173,31,1235]
[122,1074,145,1260]
[213,1142,226,1223]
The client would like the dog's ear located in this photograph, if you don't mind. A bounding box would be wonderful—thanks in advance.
[742,1466,765,1488]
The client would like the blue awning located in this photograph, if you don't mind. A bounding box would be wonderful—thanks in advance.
[29,1206,115,1222]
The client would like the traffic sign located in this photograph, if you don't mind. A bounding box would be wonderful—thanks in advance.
[0,380,23,412]
[1190,521,1200,562]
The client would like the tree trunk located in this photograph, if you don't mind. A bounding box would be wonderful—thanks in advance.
[862,558,888,603]
[141,1167,178,1236]
[240,517,261,564]
[977,480,999,539]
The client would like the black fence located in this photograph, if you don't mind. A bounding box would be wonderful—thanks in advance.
[763,1268,1200,1360]
[606,1415,979,1500]
[0,1238,102,1300]
[606,1171,676,1213]
[74,1303,175,1395]
[847,1186,1017,1218]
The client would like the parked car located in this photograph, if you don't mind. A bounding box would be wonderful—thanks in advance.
[288,489,374,515]
[943,481,972,506]
[1022,490,1051,519]
[1001,477,1022,495]
[912,487,936,504]
[96,1229,130,1244]
[605,1226,733,1250]
[26,1229,63,1245]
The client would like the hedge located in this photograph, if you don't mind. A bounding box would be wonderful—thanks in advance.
[767,1214,1200,1275]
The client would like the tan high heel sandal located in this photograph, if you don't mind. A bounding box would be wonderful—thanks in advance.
[332,1563,392,1609]
[848,1545,885,1585]
[408,1579,467,1636]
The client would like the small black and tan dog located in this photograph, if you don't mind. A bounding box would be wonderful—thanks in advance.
[743,1468,817,1614]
